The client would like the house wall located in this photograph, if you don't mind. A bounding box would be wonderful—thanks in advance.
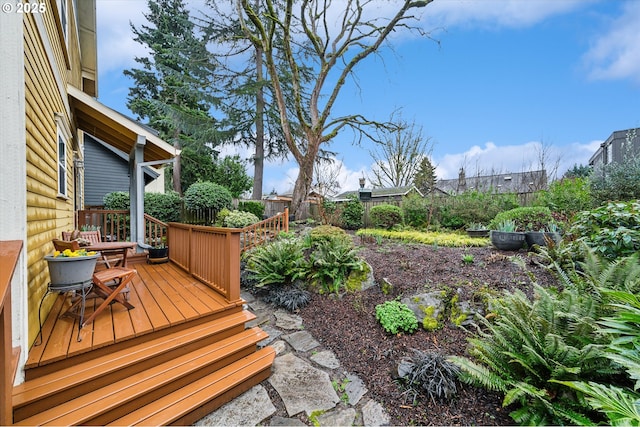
[84,136,132,206]
[23,1,83,346]
[1,9,29,383]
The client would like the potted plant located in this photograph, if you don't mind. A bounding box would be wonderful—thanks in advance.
[466,222,489,238]
[525,223,561,248]
[45,249,100,288]
[147,236,169,264]
[490,219,525,251]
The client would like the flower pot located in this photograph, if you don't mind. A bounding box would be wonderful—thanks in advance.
[45,254,99,289]
[490,231,526,251]
[525,231,561,248]
[148,247,169,264]
[466,229,489,238]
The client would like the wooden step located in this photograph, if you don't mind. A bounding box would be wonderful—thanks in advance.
[109,346,276,426]
[13,310,257,422]
[14,328,271,426]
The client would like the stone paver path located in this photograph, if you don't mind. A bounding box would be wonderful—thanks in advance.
[194,292,390,426]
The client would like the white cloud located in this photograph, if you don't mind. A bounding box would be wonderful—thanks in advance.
[434,140,602,181]
[583,1,640,83]
[96,1,149,75]
[423,0,592,30]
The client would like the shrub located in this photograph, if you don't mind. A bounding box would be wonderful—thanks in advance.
[215,208,231,227]
[375,300,419,334]
[534,177,592,219]
[435,191,520,229]
[238,200,265,219]
[567,200,640,259]
[309,225,353,248]
[103,191,130,210]
[450,284,615,425]
[488,206,555,232]
[266,281,311,312]
[183,181,232,212]
[340,195,364,230]
[224,210,260,228]
[244,238,306,287]
[370,204,403,229]
[402,194,429,228]
[398,349,460,402]
[144,191,182,222]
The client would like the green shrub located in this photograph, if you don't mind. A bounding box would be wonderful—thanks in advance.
[375,300,419,334]
[309,225,353,248]
[370,204,403,229]
[103,191,130,210]
[435,191,520,229]
[567,200,640,259]
[244,238,306,287]
[449,284,614,425]
[534,177,592,219]
[144,191,182,222]
[340,195,364,230]
[183,181,233,212]
[224,210,260,228]
[238,200,265,219]
[488,206,555,232]
[402,194,429,228]
[215,208,231,227]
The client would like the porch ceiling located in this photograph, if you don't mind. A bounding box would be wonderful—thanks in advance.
[67,85,178,162]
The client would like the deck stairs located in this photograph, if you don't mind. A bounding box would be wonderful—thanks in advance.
[12,308,275,426]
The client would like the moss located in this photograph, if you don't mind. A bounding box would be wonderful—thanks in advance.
[419,304,441,331]
[345,261,371,292]
[381,279,393,295]
[308,410,325,427]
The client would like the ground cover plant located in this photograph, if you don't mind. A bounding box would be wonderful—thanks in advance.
[356,228,490,247]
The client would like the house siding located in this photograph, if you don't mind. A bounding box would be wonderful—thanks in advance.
[84,136,132,206]
[23,3,83,344]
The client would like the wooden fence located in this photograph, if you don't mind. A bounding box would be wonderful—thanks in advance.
[239,208,289,254]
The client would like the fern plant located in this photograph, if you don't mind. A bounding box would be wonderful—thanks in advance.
[449,284,616,425]
[308,239,362,294]
[244,238,307,287]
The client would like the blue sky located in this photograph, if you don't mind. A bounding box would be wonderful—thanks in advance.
[95,0,640,195]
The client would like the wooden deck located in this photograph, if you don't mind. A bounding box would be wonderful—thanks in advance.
[26,260,242,375]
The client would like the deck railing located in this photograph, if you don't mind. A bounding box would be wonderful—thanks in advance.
[143,214,167,247]
[240,208,289,254]
[1,240,22,425]
[77,210,129,241]
[168,223,241,303]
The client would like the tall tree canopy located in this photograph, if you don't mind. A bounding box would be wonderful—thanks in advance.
[414,156,438,194]
[236,0,434,217]
[125,0,222,195]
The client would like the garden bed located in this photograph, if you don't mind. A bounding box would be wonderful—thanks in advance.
[297,238,558,426]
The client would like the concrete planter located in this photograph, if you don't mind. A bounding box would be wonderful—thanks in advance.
[44,254,99,288]
[525,231,561,248]
[490,230,525,251]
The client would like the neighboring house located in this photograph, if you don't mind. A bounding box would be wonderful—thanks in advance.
[436,168,548,195]
[334,182,424,202]
[0,0,176,388]
[588,127,640,168]
[84,134,163,207]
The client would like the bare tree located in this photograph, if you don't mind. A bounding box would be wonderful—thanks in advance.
[236,0,435,217]
[369,115,434,188]
[313,157,344,224]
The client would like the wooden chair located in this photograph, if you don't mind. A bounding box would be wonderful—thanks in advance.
[82,267,136,327]
[62,230,125,269]
[52,239,81,252]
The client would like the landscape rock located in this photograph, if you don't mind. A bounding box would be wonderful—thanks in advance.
[193,385,275,426]
[268,353,339,416]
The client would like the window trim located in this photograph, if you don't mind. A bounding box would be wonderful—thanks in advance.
[55,114,71,198]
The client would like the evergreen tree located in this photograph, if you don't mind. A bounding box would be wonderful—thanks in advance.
[414,157,438,194]
[124,0,222,195]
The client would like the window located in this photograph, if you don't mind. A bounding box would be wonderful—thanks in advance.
[57,0,68,44]
[57,128,67,196]
[606,143,613,165]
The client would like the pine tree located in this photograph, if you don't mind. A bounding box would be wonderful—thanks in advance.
[124,0,221,194]
[414,157,437,194]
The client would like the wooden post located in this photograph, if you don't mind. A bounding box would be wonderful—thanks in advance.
[226,230,241,303]
[284,207,289,232]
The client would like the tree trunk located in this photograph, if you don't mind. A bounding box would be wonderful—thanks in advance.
[290,147,317,219]
[251,45,265,200]
[173,153,182,196]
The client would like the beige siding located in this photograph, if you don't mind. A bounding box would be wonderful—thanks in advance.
[23,2,83,344]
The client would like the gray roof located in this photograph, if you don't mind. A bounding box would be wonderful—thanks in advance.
[334,185,423,200]
[436,170,547,195]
